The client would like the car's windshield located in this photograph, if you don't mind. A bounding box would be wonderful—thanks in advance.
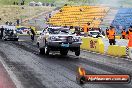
[60,29,69,34]
[90,32,100,35]
[48,28,70,34]
[5,29,16,35]
[48,28,60,34]
[5,30,13,34]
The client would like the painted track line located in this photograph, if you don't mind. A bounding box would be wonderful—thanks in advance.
[0,55,24,88]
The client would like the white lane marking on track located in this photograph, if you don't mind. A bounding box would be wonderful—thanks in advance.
[18,40,25,42]
[0,56,24,88]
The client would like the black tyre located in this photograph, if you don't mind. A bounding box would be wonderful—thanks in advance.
[75,47,80,56]
[39,48,45,55]
[37,42,39,48]
[4,39,7,41]
[60,50,68,56]
[15,39,18,41]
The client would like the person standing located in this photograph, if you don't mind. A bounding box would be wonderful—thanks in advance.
[127,26,132,47]
[75,27,80,36]
[121,29,126,39]
[70,26,75,34]
[108,26,116,45]
[126,26,132,59]
[9,22,12,26]
[5,21,9,25]
[0,26,4,39]
[106,27,109,37]
[16,19,20,26]
[30,27,36,42]
[83,22,90,37]
[49,13,51,18]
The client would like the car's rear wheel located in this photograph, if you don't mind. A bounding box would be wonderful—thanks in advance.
[60,50,68,56]
[75,47,80,56]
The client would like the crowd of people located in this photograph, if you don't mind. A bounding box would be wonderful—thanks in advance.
[13,0,25,5]
[5,19,20,26]
[106,25,132,47]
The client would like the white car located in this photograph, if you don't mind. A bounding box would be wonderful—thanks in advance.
[37,27,82,56]
[88,31,105,38]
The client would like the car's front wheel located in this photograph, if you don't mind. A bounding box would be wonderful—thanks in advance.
[39,48,45,55]
[75,47,80,56]
[37,42,39,48]
[4,39,7,41]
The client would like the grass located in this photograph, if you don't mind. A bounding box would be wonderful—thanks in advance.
[0,5,54,25]
[0,0,132,25]
[1,0,132,6]
[0,0,55,5]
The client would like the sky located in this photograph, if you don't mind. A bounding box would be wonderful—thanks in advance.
[97,0,132,7]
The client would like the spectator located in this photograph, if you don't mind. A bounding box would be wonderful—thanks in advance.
[80,8,83,12]
[16,19,20,26]
[30,27,36,42]
[51,3,54,7]
[126,26,132,47]
[100,18,103,22]
[9,22,12,26]
[60,9,62,12]
[21,7,24,9]
[46,3,49,6]
[75,27,80,36]
[70,26,75,34]
[42,3,45,6]
[121,29,126,39]
[13,2,16,5]
[0,26,4,39]
[45,15,48,22]
[108,26,116,45]
[5,21,9,25]
[49,14,51,18]
[83,22,90,37]
[99,28,102,33]
[102,31,105,36]
[21,0,25,5]
[64,26,67,28]
[16,2,18,5]
[106,27,109,37]
[64,4,68,6]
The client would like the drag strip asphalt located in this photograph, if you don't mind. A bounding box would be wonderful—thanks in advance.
[0,36,132,88]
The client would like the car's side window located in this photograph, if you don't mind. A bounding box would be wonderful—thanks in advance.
[40,28,48,36]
